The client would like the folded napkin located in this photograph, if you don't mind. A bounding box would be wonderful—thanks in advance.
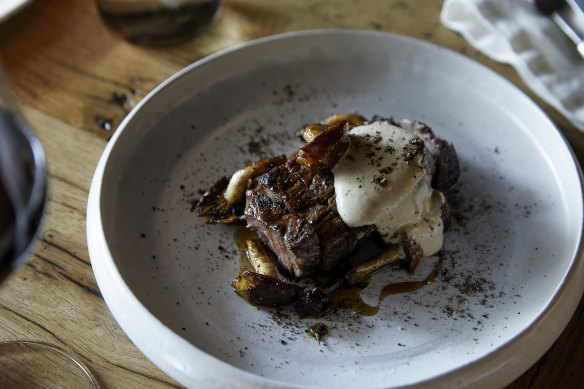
[441,0,584,132]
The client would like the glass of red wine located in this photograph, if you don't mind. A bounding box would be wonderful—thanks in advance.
[0,66,46,284]
[0,66,100,388]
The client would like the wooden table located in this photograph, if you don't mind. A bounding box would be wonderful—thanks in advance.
[0,0,582,387]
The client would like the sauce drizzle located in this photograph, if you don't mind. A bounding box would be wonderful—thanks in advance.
[330,256,443,316]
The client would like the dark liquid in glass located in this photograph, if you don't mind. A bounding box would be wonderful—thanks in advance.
[97,1,221,46]
[0,183,16,284]
[0,108,45,284]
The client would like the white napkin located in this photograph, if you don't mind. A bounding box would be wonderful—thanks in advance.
[441,0,584,132]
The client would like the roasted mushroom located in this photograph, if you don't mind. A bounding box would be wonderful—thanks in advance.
[321,112,366,126]
[344,244,404,285]
[232,270,301,307]
[245,239,286,280]
[196,155,286,224]
[295,288,331,317]
[299,113,365,143]
[296,121,350,172]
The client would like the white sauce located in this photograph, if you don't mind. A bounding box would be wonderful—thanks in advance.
[332,121,445,256]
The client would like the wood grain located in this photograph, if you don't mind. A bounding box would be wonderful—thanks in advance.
[0,0,582,388]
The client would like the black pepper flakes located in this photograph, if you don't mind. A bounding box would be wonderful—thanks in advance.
[372,175,387,187]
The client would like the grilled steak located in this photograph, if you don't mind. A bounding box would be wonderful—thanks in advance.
[245,159,375,277]
[196,115,459,285]
[242,118,458,278]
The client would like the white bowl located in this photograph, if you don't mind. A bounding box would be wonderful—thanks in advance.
[87,30,584,389]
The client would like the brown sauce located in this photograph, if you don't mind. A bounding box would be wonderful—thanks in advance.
[330,256,443,316]
[329,281,379,316]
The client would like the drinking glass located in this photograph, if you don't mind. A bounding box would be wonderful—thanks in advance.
[96,0,221,46]
[0,65,99,388]
[0,65,45,283]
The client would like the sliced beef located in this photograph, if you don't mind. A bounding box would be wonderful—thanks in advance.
[245,159,375,277]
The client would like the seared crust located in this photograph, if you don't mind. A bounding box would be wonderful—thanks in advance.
[245,160,375,277]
